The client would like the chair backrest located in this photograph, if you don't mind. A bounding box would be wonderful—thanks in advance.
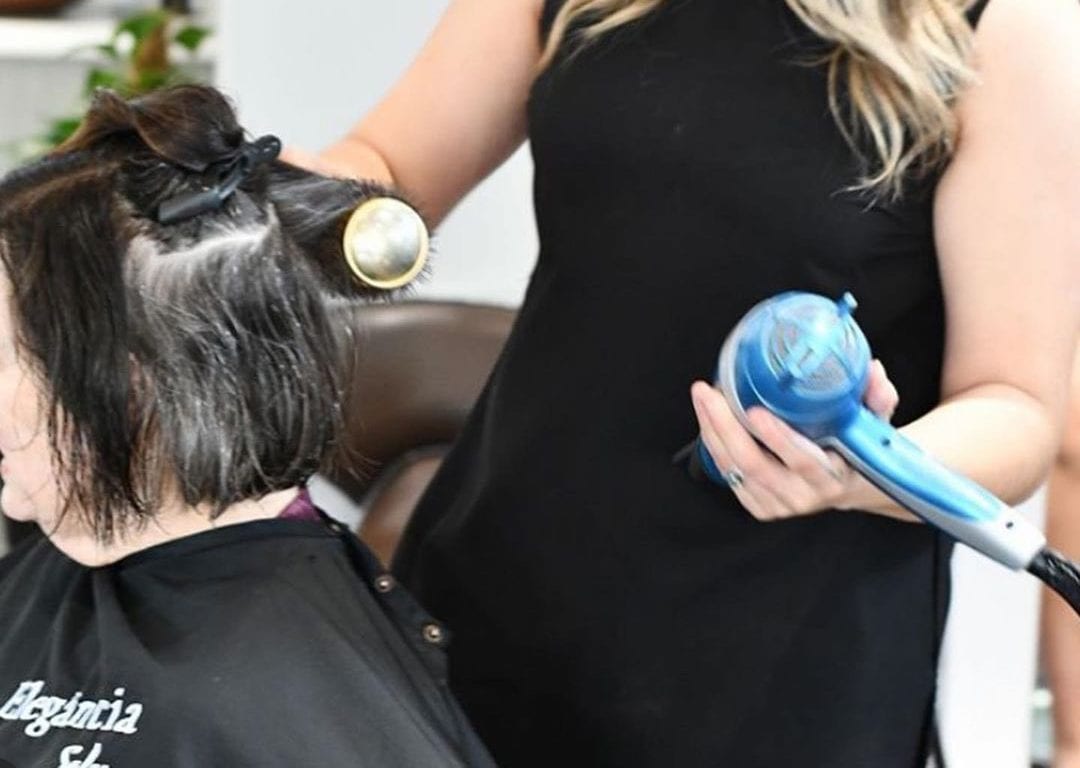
[325,301,515,564]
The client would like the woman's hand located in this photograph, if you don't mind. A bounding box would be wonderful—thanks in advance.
[279,146,339,175]
[1056,746,1080,768]
[690,359,899,521]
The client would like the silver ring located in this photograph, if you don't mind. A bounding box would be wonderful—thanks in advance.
[723,466,745,490]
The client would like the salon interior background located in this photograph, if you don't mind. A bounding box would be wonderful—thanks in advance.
[0,1,1054,766]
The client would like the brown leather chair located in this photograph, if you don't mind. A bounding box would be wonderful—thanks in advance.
[325,301,515,565]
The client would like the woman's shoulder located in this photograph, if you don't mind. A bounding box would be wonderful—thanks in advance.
[958,0,1080,139]
[970,0,1080,59]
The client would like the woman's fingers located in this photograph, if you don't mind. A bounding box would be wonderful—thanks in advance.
[691,383,800,518]
[280,146,340,176]
[744,406,846,498]
[690,382,831,519]
[690,383,770,512]
[690,382,766,477]
[864,359,899,421]
[688,356,897,520]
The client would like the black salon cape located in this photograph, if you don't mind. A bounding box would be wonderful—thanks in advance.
[0,514,495,768]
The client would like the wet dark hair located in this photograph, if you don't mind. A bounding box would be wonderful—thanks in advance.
[0,85,411,542]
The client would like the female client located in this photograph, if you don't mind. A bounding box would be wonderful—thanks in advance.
[0,84,494,768]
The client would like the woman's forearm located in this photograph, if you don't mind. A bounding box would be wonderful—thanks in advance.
[1043,437,1080,757]
[842,382,1059,518]
[317,132,396,186]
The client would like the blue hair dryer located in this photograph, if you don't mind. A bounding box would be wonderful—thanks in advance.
[696,291,1049,572]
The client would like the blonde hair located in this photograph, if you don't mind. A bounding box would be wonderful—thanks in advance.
[540,0,979,200]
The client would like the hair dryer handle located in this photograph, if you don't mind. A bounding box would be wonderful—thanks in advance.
[831,408,1045,570]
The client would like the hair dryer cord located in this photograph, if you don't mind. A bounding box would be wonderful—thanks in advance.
[1028,548,1080,618]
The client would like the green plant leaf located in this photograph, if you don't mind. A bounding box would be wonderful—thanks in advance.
[134,68,171,94]
[115,10,171,44]
[84,67,123,96]
[174,25,210,52]
[27,6,213,155]
[44,117,83,148]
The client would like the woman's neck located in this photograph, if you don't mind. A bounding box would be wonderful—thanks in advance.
[47,487,302,567]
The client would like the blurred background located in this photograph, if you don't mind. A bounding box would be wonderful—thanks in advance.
[0,0,538,306]
[0,2,1058,766]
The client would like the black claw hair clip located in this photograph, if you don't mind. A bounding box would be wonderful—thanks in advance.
[156,135,282,225]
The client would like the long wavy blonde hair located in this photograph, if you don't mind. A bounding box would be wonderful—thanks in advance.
[540,0,980,199]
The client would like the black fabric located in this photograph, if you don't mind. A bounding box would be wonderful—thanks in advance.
[0,512,495,768]
[1,518,37,551]
[394,1,993,767]
[967,0,992,28]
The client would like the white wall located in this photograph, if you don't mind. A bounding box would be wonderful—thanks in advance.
[0,19,112,176]
[0,0,213,175]
[214,0,537,308]
[939,492,1046,768]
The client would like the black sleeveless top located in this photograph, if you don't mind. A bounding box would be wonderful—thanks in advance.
[395,2,991,766]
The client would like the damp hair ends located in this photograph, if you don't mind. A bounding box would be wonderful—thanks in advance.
[0,85,404,542]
